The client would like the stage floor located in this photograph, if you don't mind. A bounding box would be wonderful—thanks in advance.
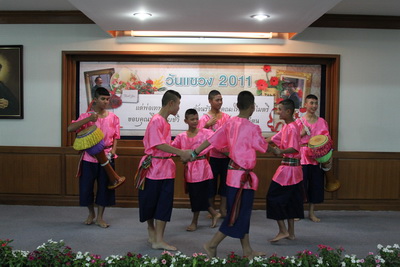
[1,205,399,259]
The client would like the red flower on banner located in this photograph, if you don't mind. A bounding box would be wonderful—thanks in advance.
[276,97,284,103]
[146,79,153,85]
[269,76,279,86]
[256,79,268,90]
[263,65,271,73]
[297,89,303,98]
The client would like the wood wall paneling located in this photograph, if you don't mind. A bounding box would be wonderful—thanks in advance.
[1,147,400,210]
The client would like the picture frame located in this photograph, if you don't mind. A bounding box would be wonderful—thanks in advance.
[0,45,23,119]
[83,68,115,105]
[276,69,312,109]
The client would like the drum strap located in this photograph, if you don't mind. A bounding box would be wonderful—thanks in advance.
[281,157,300,166]
[227,160,253,227]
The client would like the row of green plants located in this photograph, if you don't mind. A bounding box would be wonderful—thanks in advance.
[1,239,399,266]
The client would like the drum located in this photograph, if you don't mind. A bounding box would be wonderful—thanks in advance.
[308,135,333,163]
[73,125,125,190]
[73,125,104,155]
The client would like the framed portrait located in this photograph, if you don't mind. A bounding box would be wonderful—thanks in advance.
[83,68,115,105]
[276,70,312,109]
[0,45,23,119]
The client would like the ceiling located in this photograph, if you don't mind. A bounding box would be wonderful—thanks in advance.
[1,0,400,38]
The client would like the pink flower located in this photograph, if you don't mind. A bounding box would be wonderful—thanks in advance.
[161,259,167,264]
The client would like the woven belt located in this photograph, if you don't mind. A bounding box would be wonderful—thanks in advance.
[281,157,300,166]
[152,156,172,159]
[194,155,206,160]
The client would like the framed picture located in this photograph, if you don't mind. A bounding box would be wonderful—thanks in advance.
[0,45,23,119]
[276,70,312,109]
[83,68,115,105]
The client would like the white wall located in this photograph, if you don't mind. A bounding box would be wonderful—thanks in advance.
[0,24,399,152]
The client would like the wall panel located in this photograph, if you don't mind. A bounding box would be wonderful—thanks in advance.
[1,146,400,210]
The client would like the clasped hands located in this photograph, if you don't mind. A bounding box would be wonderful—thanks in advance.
[179,149,199,163]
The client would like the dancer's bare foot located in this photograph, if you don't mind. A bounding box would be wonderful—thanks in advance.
[286,235,296,240]
[84,214,94,225]
[309,214,321,222]
[203,242,217,258]
[269,232,289,242]
[152,241,177,251]
[210,213,221,228]
[95,219,110,228]
[186,223,197,232]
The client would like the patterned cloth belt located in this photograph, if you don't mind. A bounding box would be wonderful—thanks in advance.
[227,160,253,227]
[134,155,172,190]
[281,157,300,166]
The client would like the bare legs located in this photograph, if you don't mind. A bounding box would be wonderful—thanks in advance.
[270,219,295,242]
[204,232,264,260]
[147,219,177,251]
[84,205,109,228]
[309,203,321,222]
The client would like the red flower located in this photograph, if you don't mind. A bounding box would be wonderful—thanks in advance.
[256,79,268,90]
[297,89,303,98]
[276,98,284,104]
[269,76,279,86]
[299,107,307,113]
[146,79,153,85]
[263,65,271,73]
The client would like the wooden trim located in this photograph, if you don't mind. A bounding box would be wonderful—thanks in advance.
[62,51,340,147]
[311,14,400,29]
[0,11,93,24]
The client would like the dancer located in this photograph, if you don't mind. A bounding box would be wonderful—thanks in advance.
[266,99,304,242]
[67,87,121,228]
[172,109,221,231]
[198,90,230,217]
[295,94,332,222]
[194,91,272,259]
[135,90,192,251]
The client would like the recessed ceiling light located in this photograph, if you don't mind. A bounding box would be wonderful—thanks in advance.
[250,14,270,21]
[133,12,152,20]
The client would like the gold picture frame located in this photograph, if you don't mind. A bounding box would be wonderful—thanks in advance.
[83,68,115,105]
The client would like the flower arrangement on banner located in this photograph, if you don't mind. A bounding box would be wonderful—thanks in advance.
[2,239,400,266]
[110,68,167,95]
[255,65,303,105]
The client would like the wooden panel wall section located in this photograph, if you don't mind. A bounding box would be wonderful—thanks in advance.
[1,146,399,210]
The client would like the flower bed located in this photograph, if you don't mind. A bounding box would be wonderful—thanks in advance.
[1,239,399,266]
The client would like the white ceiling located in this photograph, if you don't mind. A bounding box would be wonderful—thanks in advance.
[1,0,400,36]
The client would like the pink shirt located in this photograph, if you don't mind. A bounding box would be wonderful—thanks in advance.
[72,112,120,163]
[295,117,331,165]
[140,114,175,180]
[271,122,302,186]
[172,128,214,183]
[208,116,268,190]
[198,112,230,158]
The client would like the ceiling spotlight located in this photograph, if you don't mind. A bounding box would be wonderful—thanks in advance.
[250,14,270,21]
[133,12,152,20]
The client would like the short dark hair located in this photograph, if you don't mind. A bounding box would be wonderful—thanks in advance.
[208,90,221,100]
[237,91,254,110]
[94,76,102,82]
[279,99,295,116]
[162,90,181,106]
[185,108,198,119]
[305,94,318,101]
[94,87,110,98]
